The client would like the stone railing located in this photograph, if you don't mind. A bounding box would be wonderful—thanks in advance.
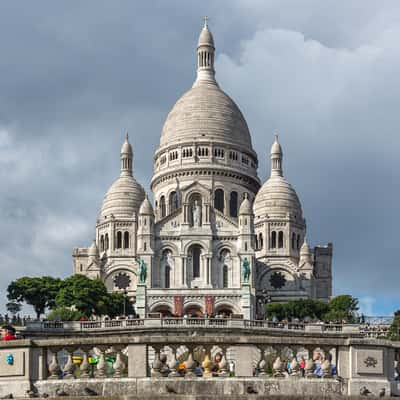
[0,332,399,398]
[23,318,364,336]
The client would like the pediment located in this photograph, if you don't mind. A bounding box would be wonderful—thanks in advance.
[213,210,238,231]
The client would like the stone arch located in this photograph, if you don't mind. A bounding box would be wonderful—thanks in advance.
[214,299,240,315]
[183,301,204,317]
[149,301,174,317]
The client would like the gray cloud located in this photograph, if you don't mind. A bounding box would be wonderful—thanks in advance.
[0,1,398,315]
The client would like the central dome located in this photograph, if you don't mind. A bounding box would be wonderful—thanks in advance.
[159,83,253,149]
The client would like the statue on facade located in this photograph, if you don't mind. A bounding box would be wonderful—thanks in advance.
[242,257,250,283]
[192,200,202,226]
[138,259,147,284]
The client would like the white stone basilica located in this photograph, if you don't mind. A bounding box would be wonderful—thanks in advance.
[73,21,332,319]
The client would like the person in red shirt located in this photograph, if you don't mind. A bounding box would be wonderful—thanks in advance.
[1,325,16,341]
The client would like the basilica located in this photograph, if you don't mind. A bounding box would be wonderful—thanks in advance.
[72,21,332,319]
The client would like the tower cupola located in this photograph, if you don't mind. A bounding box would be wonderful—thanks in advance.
[270,134,283,177]
[120,133,133,176]
[194,17,217,86]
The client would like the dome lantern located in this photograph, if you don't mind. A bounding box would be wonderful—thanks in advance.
[120,133,133,177]
[194,17,217,87]
[270,134,283,177]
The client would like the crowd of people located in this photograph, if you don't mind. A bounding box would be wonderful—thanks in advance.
[0,314,31,326]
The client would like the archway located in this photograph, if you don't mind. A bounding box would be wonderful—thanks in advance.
[152,305,174,318]
[184,305,203,317]
[214,305,234,317]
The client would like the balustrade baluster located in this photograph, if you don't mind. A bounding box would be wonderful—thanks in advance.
[79,350,91,379]
[184,352,196,378]
[113,351,126,378]
[151,346,163,377]
[62,349,75,379]
[168,348,180,377]
[48,350,61,380]
[96,350,107,378]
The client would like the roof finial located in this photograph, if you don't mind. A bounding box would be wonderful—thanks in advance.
[125,132,129,141]
[203,15,209,28]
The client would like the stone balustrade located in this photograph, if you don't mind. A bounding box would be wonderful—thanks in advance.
[23,318,363,337]
[0,328,399,397]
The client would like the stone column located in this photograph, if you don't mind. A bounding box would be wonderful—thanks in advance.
[136,284,147,318]
[241,283,252,320]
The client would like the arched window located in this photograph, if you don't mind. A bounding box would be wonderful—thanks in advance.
[271,231,277,248]
[191,245,201,279]
[214,189,224,212]
[123,231,129,249]
[169,191,179,213]
[105,234,109,250]
[255,236,259,251]
[292,233,296,249]
[165,265,171,288]
[160,196,166,218]
[223,265,228,288]
[297,234,301,250]
[229,191,238,217]
[259,233,263,249]
[100,235,104,252]
[116,231,122,249]
[278,231,284,248]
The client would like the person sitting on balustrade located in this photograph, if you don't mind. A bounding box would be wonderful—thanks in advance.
[1,325,16,341]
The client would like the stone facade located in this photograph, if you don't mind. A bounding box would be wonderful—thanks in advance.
[72,20,333,318]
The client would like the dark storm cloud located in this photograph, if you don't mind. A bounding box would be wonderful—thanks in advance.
[0,1,398,315]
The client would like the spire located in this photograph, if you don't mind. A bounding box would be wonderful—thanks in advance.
[193,17,217,87]
[300,237,312,264]
[120,133,133,176]
[270,134,283,177]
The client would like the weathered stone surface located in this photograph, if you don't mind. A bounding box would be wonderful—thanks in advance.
[355,349,384,375]
[0,349,25,376]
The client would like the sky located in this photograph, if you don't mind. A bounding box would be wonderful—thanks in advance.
[0,1,399,317]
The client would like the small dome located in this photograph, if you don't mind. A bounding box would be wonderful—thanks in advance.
[100,175,145,219]
[271,135,282,155]
[88,240,99,256]
[254,175,302,219]
[121,134,132,155]
[239,193,252,215]
[139,195,154,215]
[198,25,214,48]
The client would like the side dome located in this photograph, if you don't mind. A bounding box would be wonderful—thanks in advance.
[100,176,145,219]
[159,84,253,149]
[239,193,252,215]
[99,135,146,219]
[139,195,154,215]
[254,136,303,219]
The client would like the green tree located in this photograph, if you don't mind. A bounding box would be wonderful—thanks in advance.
[388,310,400,341]
[106,292,135,318]
[265,303,287,320]
[47,307,83,321]
[323,295,359,323]
[6,302,22,316]
[7,276,61,319]
[55,274,111,317]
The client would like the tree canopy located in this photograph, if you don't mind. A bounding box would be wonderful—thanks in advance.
[388,310,400,341]
[7,274,136,320]
[264,295,359,323]
[55,274,110,317]
[7,276,62,319]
